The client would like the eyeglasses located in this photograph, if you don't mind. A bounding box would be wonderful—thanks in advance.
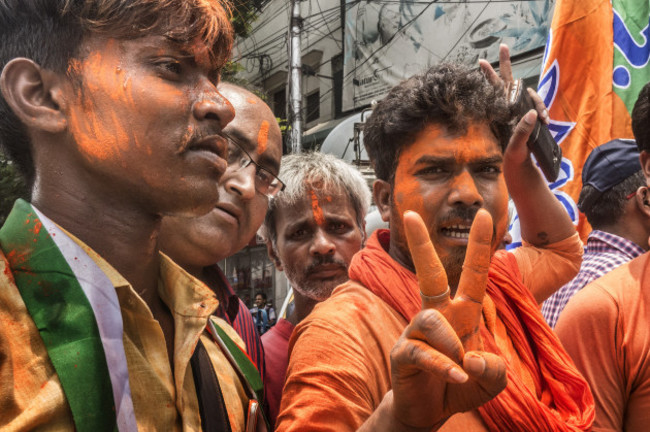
[222,132,285,199]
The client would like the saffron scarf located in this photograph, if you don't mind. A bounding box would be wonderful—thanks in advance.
[348,230,594,432]
[0,200,137,431]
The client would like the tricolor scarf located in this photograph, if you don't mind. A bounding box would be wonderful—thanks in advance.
[348,230,594,432]
[0,200,137,432]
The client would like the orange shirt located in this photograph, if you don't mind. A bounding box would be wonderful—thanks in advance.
[556,252,650,432]
[276,234,583,431]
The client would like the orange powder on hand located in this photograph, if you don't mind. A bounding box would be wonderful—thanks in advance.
[257,121,269,154]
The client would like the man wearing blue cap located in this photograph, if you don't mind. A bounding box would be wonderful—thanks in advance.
[556,84,650,431]
[542,138,649,328]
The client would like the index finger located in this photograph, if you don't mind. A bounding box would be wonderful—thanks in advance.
[455,209,493,307]
[498,44,513,89]
[403,210,449,309]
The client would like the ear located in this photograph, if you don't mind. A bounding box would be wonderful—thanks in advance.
[265,240,283,271]
[373,179,392,223]
[0,58,68,134]
[640,152,650,184]
[635,186,650,217]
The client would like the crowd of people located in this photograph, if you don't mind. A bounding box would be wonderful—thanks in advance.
[1,1,650,431]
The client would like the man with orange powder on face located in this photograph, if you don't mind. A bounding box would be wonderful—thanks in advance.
[276,52,594,431]
[0,1,261,431]
[159,82,285,380]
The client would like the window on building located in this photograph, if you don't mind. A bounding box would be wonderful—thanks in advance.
[332,53,343,118]
[305,90,320,123]
[273,87,286,120]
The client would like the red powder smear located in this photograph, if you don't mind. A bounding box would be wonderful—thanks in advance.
[325,195,332,202]
[310,189,325,226]
[3,264,15,283]
[247,98,258,104]
[29,220,42,236]
[257,121,269,154]
[6,250,29,267]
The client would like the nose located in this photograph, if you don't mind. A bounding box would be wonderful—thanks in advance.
[448,170,483,207]
[224,164,257,200]
[309,229,335,257]
[193,88,235,130]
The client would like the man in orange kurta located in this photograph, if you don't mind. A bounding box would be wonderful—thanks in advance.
[276,56,594,431]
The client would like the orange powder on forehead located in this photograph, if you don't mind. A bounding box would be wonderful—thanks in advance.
[257,120,269,154]
[247,98,258,104]
[310,189,325,226]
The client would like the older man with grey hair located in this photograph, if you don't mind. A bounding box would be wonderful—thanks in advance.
[258,151,371,428]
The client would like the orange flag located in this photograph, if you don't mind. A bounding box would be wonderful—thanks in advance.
[508,0,650,246]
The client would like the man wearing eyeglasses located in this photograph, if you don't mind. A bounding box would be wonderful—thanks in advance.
[159,82,284,380]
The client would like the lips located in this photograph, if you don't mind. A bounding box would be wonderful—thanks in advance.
[214,202,241,224]
[187,135,228,173]
[308,263,347,278]
[188,135,228,159]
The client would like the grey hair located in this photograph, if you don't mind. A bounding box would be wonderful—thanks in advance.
[259,152,371,245]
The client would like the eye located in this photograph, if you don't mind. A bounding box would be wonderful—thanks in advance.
[416,166,447,176]
[329,222,350,233]
[289,228,309,240]
[155,59,183,77]
[255,168,273,188]
[226,142,244,166]
[477,165,502,175]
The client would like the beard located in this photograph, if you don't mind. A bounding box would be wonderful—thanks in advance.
[439,246,466,293]
[284,255,350,302]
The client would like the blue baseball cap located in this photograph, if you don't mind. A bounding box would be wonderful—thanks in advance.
[578,138,641,213]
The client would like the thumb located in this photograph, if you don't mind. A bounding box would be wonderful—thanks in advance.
[463,351,507,398]
[506,109,537,164]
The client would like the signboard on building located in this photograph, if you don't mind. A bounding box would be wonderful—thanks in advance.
[343,0,554,111]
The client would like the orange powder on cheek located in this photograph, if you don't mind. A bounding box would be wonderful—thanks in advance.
[393,149,424,217]
[257,121,269,154]
[310,189,325,226]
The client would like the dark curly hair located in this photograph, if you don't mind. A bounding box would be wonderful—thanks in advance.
[632,82,650,153]
[579,171,645,229]
[363,63,514,181]
[0,0,233,186]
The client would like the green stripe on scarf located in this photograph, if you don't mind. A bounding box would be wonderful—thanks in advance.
[210,319,264,403]
[0,200,117,432]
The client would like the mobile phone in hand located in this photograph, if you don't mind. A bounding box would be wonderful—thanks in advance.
[509,79,562,182]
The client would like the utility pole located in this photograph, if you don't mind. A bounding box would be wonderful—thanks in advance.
[288,0,303,153]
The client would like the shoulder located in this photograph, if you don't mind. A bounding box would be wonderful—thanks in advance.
[580,252,648,302]
[295,280,404,340]
[558,254,649,328]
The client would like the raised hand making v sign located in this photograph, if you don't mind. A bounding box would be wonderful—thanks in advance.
[276,47,593,432]
[384,209,507,431]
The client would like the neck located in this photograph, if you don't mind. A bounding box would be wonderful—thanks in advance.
[292,291,320,324]
[32,179,163,305]
[598,218,650,251]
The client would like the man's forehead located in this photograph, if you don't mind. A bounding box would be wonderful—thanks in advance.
[224,101,282,164]
[402,122,502,161]
[279,188,354,221]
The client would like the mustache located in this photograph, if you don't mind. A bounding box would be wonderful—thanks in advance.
[438,206,498,240]
[306,255,348,272]
[438,207,479,225]
[177,126,227,153]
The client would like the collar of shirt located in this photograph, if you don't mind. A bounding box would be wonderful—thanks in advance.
[203,265,240,324]
[586,230,645,259]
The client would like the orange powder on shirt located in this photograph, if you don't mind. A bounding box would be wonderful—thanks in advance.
[257,121,269,154]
